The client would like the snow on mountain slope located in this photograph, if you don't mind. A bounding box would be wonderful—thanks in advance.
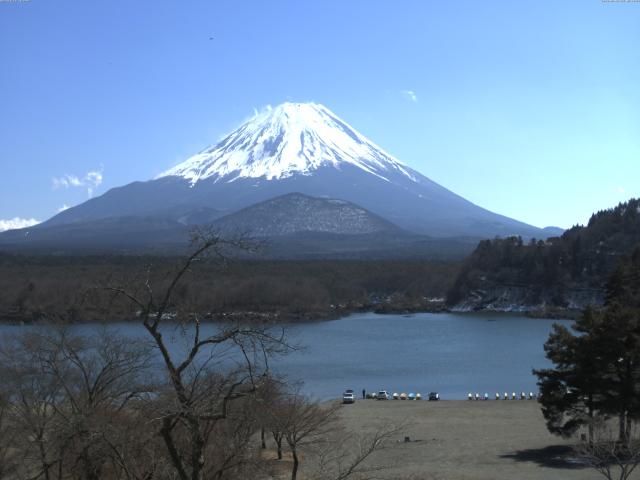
[158,102,416,184]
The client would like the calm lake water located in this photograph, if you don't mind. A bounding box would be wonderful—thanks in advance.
[0,312,570,400]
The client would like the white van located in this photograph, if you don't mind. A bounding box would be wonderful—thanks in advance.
[377,390,389,400]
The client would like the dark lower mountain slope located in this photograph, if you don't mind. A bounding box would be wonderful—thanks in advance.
[0,193,478,259]
[0,217,190,254]
[252,232,479,260]
[37,164,548,240]
[447,198,640,312]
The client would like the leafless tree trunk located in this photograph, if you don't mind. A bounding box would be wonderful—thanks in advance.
[107,230,291,480]
[267,390,340,480]
[0,392,14,479]
[577,419,640,480]
[272,430,284,460]
[265,386,403,480]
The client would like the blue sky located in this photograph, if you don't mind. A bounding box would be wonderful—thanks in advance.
[0,0,638,230]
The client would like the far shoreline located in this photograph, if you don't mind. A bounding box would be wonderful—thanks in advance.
[0,306,580,326]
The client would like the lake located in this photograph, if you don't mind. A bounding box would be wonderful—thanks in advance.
[0,312,570,400]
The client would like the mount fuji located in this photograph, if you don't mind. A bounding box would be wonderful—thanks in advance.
[1,102,556,256]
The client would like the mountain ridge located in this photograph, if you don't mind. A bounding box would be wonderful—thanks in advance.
[1,102,558,254]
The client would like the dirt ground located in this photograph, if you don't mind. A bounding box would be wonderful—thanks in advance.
[319,398,623,480]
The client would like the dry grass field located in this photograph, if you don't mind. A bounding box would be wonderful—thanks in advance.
[303,399,617,480]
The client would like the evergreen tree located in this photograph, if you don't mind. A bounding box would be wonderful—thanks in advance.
[534,307,605,442]
[605,247,640,309]
[596,306,640,442]
[535,250,640,443]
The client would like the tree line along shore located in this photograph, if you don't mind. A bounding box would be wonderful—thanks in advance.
[0,254,458,324]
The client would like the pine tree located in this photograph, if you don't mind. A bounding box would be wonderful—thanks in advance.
[535,250,640,443]
[534,307,606,442]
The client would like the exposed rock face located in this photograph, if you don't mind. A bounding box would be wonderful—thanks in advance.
[451,285,604,313]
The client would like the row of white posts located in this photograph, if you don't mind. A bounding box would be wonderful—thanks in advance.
[468,392,537,400]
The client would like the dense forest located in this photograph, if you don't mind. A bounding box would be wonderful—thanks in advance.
[447,198,640,312]
[0,253,459,323]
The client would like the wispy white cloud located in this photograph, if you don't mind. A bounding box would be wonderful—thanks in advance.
[0,217,40,232]
[57,204,70,213]
[402,90,418,103]
[52,175,82,188]
[52,167,103,198]
[617,186,626,194]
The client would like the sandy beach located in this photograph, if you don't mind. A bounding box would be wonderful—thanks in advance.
[323,398,611,480]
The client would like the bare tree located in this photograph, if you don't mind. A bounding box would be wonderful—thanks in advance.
[107,230,291,480]
[0,327,156,480]
[264,386,403,480]
[310,422,405,480]
[577,419,640,480]
[256,376,288,460]
[0,390,14,479]
[0,329,68,480]
[101,412,170,480]
[269,391,341,480]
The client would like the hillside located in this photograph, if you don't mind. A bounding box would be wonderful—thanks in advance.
[0,193,479,259]
[211,192,402,236]
[447,198,640,312]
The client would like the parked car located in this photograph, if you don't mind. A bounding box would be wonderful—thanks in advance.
[428,392,440,401]
[377,390,389,400]
[342,390,356,404]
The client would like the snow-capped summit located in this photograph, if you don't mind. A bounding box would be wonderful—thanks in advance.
[158,102,415,184]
